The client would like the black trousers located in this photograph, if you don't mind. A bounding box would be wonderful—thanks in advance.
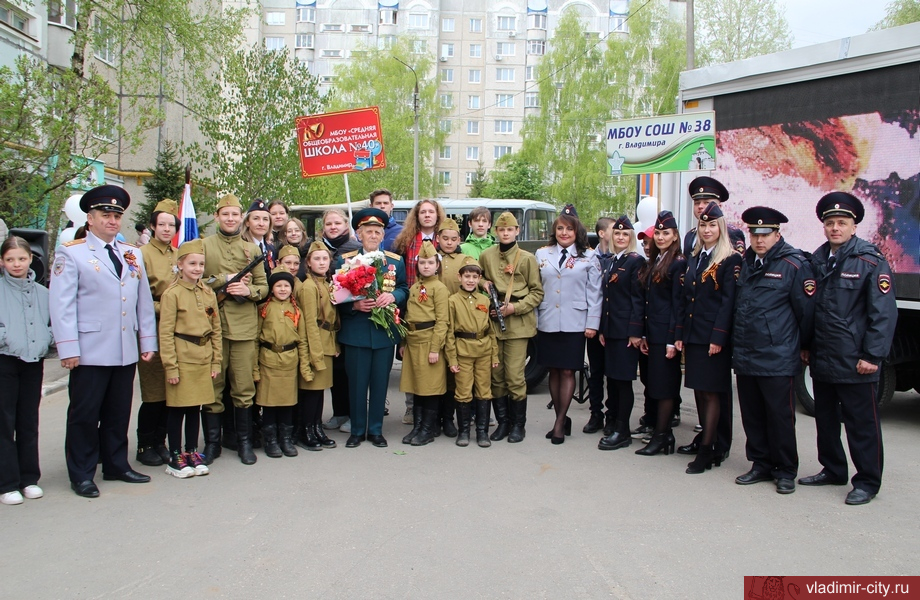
[65,364,136,483]
[330,353,350,418]
[0,356,43,494]
[586,336,610,416]
[813,380,883,494]
[737,375,798,479]
[716,389,733,455]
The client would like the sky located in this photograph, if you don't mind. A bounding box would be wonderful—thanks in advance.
[779,0,891,48]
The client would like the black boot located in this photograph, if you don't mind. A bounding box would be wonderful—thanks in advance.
[598,420,632,450]
[677,432,702,455]
[507,398,527,443]
[686,443,715,474]
[251,406,263,449]
[602,413,616,437]
[582,412,604,434]
[220,403,237,451]
[278,424,299,457]
[635,430,676,456]
[296,424,323,451]
[410,397,439,446]
[440,396,458,438]
[135,429,163,466]
[262,423,282,458]
[235,407,257,465]
[153,424,171,464]
[313,420,336,448]
[201,412,222,465]
[475,400,491,447]
[455,402,472,447]
[490,396,510,441]
[402,402,424,444]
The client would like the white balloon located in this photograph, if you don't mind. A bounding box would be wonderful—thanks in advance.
[63,194,86,225]
[636,196,659,227]
[58,227,77,245]
[633,222,642,236]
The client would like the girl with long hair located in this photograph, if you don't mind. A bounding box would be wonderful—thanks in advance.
[393,199,446,287]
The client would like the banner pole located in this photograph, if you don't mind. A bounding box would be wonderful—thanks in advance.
[343,172,353,226]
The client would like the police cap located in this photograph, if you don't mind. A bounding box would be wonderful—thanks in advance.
[655,210,678,231]
[698,201,723,222]
[79,185,130,214]
[688,176,729,202]
[742,206,788,234]
[816,192,864,224]
[352,207,388,230]
[612,215,634,230]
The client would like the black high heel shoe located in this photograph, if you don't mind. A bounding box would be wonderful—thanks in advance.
[635,431,675,456]
[546,417,572,439]
[686,443,715,474]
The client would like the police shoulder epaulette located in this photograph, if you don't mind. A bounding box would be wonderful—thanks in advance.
[341,250,358,258]
[120,241,138,248]
[627,251,640,257]
[63,239,86,247]
[384,250,401,261]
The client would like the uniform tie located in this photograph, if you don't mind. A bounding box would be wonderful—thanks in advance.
[753,257,763,270]
[558,247,568,268]
[827,255,836,271]
[105,244,123,278]
[698,251,710,270]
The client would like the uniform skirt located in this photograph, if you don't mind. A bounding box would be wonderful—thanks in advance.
[257,365,298,407]
[165,361,213,408]
[536,331,585,370]
[604,337,640,381]
[399,334,448,396]
[646,344,682,400]
[684,343,732,393]
[300,354,333,390]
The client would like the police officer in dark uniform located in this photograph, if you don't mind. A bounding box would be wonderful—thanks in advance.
[732,207,814,494]
[799,192,897,505]
[679,176,744,460]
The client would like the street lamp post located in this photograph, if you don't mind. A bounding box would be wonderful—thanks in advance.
[394,57,420,201]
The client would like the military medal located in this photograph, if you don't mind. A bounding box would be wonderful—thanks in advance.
[123,250,139,273]
[89,259,100,272]
[565,257,575,269]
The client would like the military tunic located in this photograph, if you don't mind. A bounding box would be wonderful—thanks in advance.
[296,274,338,390]
[256,298,312,407]
[158,279,222,408]
[138,238,177,404]
[446,290,499,403]
[438,250,466,296]
[400,275,449,396]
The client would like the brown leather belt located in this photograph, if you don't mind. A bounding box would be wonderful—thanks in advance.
[317,320,336,332]
[406,321,435,332]
[175,333,210,346]
[454,331,482,340]
[260,341,298,352]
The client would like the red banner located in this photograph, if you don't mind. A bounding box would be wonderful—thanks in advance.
[744,576,917,599]
[295,106,386,178]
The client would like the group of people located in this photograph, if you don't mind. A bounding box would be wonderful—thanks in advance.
[0,177,897,508]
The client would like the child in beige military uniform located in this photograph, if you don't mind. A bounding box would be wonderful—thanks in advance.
[436,218,465,436]
[400,241,450,446]
[276,245,304,294]
[446,256,499,447]
[158,239,223,478]
[256,271,313,458]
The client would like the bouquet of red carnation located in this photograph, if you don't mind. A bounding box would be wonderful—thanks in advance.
[331,251,406,340]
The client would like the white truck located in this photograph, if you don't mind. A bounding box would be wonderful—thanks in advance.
[670,22,920,413]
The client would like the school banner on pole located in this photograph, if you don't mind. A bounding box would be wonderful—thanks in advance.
[605,111,717,176]
[295,106,386,178]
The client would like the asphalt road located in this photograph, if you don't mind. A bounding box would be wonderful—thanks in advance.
[5,368,919,599]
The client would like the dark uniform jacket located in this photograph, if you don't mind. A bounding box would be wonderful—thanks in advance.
[642,254,686,346]
[732,239,814,377]
[810,236,897,384]
[676,251,742,347]
[599,251,645,341]
[336,249,409,350]
[684,226,746,256]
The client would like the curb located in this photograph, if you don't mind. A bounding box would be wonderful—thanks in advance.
[42,376,70,398]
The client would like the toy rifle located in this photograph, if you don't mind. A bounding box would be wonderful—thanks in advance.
[487,283,507,332]
[216,254,264,304]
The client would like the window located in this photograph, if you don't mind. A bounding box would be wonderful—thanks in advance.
[468,95,480,109]
[1,5,29,35]
[440,94,453,108]
[264,37,285,51]
[439,119,452,133]
[321,23,343,32]
[265,12,285,26]
[469,43,481,58]
[321,49,343,58]
[379,10,397,25]
[295,34,314,49]
[351,49,368,58]
[525,65,536,81]
[441,43,454,58]
[496,68,515,82]
[412,40,427,54]
[496,42,515,56]
[468,69,481,84]
[441,69,454,83]
[408,13,429,29]
[527,40,545,56]
[299,59,314,72]
[525,92,540,108]
[469,18,482,33]
[439,146,452,160]
[48,0,77,29]
[297,7,315,23]
[467,121,480,135]
[497,16,516,30]
[529,13,547,29]
[466,172,477,186]
[494,145,512,159]
[496,94,514,108]
[93,103,116,141]
[319,75,337,84]
[495,120,513,134]
[610,16,628,33]
[438,171,451,185]
[93,17,117,64]
[466,147,480,160]
[442,17,454,32]
[378,35,396,49]
[350,24,371,33]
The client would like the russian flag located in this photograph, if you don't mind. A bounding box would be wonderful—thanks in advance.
[173,183,199,247]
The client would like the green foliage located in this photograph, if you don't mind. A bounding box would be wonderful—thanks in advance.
[467,161,489,198]
[484,155,546,201]
[325,37,448,203]
[873,0,920,28]
[136,141,186,229]
[695,0,792,65]
[187,43,328,213]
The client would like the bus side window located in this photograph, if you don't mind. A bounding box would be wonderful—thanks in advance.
[525,210,551,241]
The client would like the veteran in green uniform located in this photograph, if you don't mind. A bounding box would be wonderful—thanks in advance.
[201,193,268,465]
[479,212,544,442]
[135,199,179,467]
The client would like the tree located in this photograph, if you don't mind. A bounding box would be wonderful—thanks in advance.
[484,155,546,201]
[323,37,448,203]
[136,141,186,230]
[695,0,792,65]
[873,0,920,28]
[467,161,489,198]
[187,44,329,212]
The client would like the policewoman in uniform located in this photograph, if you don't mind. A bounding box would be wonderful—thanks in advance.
[800,192,897,505]
[674,202,742,474]
[337,208,409,448]
[732,207,814,494]
[50,185,158,498]
[201,194,268,465]
[135,199,179,467]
